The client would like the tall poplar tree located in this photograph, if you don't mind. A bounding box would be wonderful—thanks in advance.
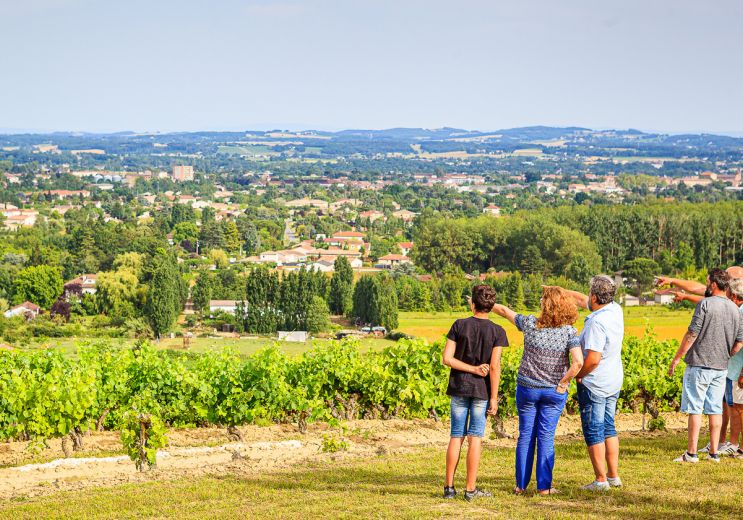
[329,256,353,315]
[145,253,182,339]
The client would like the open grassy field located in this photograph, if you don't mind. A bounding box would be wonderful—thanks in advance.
[217,144,278,157]
[398,306,692,345]
[20,307,690,357]
[1,430,738,519]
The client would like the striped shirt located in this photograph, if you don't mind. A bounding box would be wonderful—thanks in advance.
[515,314,580,389]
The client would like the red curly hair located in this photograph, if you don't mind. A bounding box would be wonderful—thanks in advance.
[536,286,578,329]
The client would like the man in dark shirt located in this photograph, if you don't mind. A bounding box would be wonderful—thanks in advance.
[442,285,509,501]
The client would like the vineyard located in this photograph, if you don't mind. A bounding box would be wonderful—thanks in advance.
[0,333,683,469]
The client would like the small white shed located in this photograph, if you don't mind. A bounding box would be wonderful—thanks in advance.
[278,331,309,342]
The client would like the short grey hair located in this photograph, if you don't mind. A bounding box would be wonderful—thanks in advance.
[729,278,743,300]
[590,275,616,305]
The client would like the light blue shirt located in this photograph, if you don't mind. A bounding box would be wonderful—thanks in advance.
[579,301,624,397]
[727,305,743,381]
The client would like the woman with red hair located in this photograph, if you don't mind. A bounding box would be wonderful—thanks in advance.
[492,286,583,495]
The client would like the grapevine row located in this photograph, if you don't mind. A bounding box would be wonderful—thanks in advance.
[0,334,683,467]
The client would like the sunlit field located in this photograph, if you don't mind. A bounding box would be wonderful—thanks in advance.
[398,306,692,346]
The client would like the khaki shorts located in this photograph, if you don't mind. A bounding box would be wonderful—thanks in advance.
[734,380,743,405]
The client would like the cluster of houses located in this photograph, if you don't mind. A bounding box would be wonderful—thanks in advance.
[1,203,39,231]
[247,230,412,272]
[282,197,417,224]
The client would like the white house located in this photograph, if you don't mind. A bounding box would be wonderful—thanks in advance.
[377,254,411,268]
[317,255,362,269]
[323,236,365,251]
[398,242,414,256]
[259,250,306,265]
[654,290,676,305]
[483,204,501,216]
[65,274,98,295]
[209,300,241,315]
[308,260,336,273]
[4,301,42,319]
[623,295,640,307]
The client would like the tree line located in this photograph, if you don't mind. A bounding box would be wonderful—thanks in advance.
[411,201,743,279]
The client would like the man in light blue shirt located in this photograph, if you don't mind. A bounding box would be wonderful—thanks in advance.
[580,301,624,398]
[564,275,624,491]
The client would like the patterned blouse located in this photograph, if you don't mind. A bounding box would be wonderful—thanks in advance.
[514,314,580,389]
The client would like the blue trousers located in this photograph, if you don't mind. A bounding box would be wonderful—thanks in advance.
[515,384,568,491]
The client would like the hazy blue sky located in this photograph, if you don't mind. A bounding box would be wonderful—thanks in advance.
[1,0,742,133]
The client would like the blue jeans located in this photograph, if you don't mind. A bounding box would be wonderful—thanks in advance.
[724,377,734,407]
[515,385,568,491]
[450,395,488,438]
[577,383,619,446]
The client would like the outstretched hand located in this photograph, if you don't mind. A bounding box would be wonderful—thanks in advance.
[655,276,672,288]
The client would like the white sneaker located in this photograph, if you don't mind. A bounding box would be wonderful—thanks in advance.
[699,442,710,453]
[581,480,610,491]
[607,477,622,488]
[707,454,721,463]
[719,443,738,456]
[673,452,699,463]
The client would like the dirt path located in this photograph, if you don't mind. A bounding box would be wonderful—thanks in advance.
[0,413,689,500]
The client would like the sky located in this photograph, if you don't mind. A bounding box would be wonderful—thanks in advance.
[1,0,742,134]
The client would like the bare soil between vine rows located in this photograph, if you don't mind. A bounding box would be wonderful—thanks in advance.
[0,413,689,501]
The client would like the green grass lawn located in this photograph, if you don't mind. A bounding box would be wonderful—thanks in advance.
[1,431,739,519]
[217,144,277,157]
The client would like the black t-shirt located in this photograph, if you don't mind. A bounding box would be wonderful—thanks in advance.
[446,316,509,400]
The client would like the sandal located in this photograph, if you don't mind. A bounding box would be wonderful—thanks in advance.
[513,487,524,495]
[538,488,560,495]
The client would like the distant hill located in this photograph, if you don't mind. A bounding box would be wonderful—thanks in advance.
[330,126,590,141]
[333,127,473,141]
[2,126,743,158]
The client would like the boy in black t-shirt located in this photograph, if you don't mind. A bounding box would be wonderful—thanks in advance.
[442,284,508,501]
